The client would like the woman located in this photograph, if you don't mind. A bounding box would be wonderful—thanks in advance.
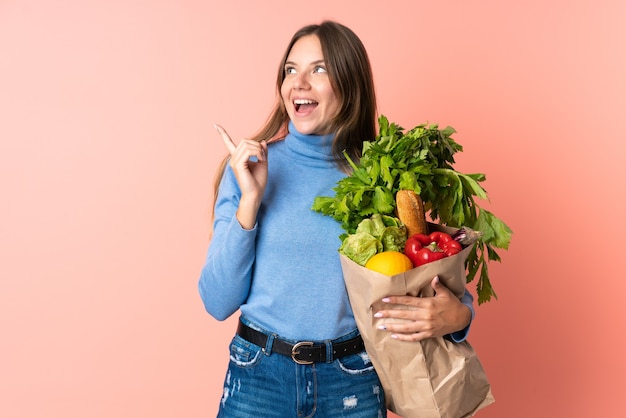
[199,21,474,417]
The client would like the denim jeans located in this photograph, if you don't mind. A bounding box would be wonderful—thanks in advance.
[216,317,387,418]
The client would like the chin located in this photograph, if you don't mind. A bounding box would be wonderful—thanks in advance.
[291,121,329,136]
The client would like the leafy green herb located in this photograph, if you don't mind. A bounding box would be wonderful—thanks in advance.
[312,115,512,304]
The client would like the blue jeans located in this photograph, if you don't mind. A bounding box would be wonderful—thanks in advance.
[216,318,387,418]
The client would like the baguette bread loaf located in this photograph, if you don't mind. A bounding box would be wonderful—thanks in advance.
[395,190,428,237]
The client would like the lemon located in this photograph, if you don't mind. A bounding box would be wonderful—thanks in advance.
[364,251,414,276]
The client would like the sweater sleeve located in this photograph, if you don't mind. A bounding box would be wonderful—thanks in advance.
[447,288,475,343]
[198,166,257,320]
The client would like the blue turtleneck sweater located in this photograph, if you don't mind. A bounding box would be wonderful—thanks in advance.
[199,122,473,341]
[199,122,353,340]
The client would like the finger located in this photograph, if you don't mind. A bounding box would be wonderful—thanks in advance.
[375,308,418,319]
[382,317,438,339]
[380,295,427,307]
[214,123,236,154]
[377,320,433,341]
[431,276,452,297]
[391,332,430,342]
[431,275,443,292]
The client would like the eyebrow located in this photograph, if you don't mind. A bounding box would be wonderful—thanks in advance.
[284,59,326,67]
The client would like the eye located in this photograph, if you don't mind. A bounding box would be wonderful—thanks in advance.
[313,65,327,74]
[284,66,297,75]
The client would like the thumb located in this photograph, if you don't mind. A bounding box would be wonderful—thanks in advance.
[431,275,450,297]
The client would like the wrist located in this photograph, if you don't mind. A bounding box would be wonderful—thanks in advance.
[236,194,262,230]
[457,304,472,331]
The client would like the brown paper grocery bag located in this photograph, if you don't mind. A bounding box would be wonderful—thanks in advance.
[340,226,494,418]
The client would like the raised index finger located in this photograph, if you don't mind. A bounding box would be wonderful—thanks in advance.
[214,123,236,154]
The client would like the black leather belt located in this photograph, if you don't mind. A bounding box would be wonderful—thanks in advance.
[236,319,365,365]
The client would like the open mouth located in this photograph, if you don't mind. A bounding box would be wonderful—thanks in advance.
[294,99,318,112]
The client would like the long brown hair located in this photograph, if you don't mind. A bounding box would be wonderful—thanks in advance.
[211,21,377,220]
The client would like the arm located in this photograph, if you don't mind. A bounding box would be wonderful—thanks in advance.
[198,167,257,320]
[374,276,475,342]
[198,125,268,320]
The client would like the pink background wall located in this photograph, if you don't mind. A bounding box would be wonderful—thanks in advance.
[2,1,625,417]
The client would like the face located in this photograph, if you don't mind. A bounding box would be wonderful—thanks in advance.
[281,35,340,136]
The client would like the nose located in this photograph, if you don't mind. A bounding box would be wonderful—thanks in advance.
[293,72,310,90]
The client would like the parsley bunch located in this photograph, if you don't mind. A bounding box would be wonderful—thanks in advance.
[312,115,512,303]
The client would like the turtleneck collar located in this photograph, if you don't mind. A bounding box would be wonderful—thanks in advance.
[284,121,336,163]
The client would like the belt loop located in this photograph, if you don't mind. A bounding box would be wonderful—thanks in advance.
[264,333,275,356]
[325,340,333,363]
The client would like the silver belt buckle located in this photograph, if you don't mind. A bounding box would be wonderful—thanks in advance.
[291,341,314,365]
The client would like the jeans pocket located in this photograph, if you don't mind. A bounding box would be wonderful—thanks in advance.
[229,335,264,368]
[336,350,376,376]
